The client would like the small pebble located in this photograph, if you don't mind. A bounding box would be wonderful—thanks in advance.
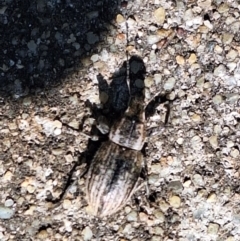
[214,64,226,77]
[226,93,239,103]
[230,148,239,158]
[82,226,93,241]
[218,3,229,13]
[209,135,218,149]
[207,193,217,203]
[127,211,138,222]
[212,95,223,105]
[116,14,125,24]
[63,199,72,209]
[193,174,204,186]
[139,212,149,222]
[191,113,201,122]
[4,199,14,207]
[0,205,15,219]
[158,199,170,212]
[23,97,32,106]
[168,180,183,194]
[153,7,166,24]
[222,33,234,45]
[151,226,164,236]
[188,53,197,65]
[169,195,181,208]
[153,210,165,223]
[52,148,64,155]
[147,35,161,45]
[36,230,48,239]
[164,77,176,91]
[207,223,220,235]
[154,74,162,85]
[144,76,154,87]
[176,55,185,65]
[27,184,35,194]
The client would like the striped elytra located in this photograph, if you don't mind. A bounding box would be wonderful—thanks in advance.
[86,141,143,217]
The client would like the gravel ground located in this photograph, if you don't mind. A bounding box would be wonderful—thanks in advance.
[1,0,240,240]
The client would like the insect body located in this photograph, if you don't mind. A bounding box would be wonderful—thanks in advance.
[86,56,147,217]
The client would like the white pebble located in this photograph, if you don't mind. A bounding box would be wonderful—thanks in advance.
[0,205,15,219]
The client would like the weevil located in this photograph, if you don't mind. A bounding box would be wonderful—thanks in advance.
[86,55,147,217]
[85,23,179,217]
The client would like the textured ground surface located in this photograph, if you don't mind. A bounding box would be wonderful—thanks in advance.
[1,0,240,240]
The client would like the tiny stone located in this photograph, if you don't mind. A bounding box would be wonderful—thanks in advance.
[23,97,32,106]
[82,226,93,241]
[87,32,99,45]
[169,195,181,208]
[148,174,160,185]
[214,64,226,77]
[36,230,48,239]
[222,33,234,45]
[52,148,64,155]
[230,148,239,158]
[214,125,222,134]
[151,236,162,241]
[153,210,165,223]
[116,14,125,24]
[27,184,35,194]
[168,180,183,194]
[193,174,204,186]
[153,7,166,24]
[214,45,223,54]
[27,40,37,52]
[3,171,13,182]
[207,193,217,203]
[226,49,238,61]
[209,135,218,149]
[8,122,17,130]
[53,120,62,129]
[151,163,162,174]
[164,77,176,91]
[204,20,213,29]
[122,223,134,234]
[127,211,138,222]
[63,199,72,209]
[90,54,99,62]
[4,199,14,207]
[188,53,197,65]
[218,3,229,13]
[68,120,80,130]
[158,199,170,212]
[154,74,162,85]
[212,95,223,104]
[207,223,219,235]
[183,180,191,187]
[147,35,161,45]
[72,42,80,50]
[176,137,184,145]
[54,128,61,136]
[139,212,149,222]
[226,93,239,103]
[0,205,14,219]
[176,55,185,65]
[151,226,164,236]
[145,76,154,87]
[191,113,201,122]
